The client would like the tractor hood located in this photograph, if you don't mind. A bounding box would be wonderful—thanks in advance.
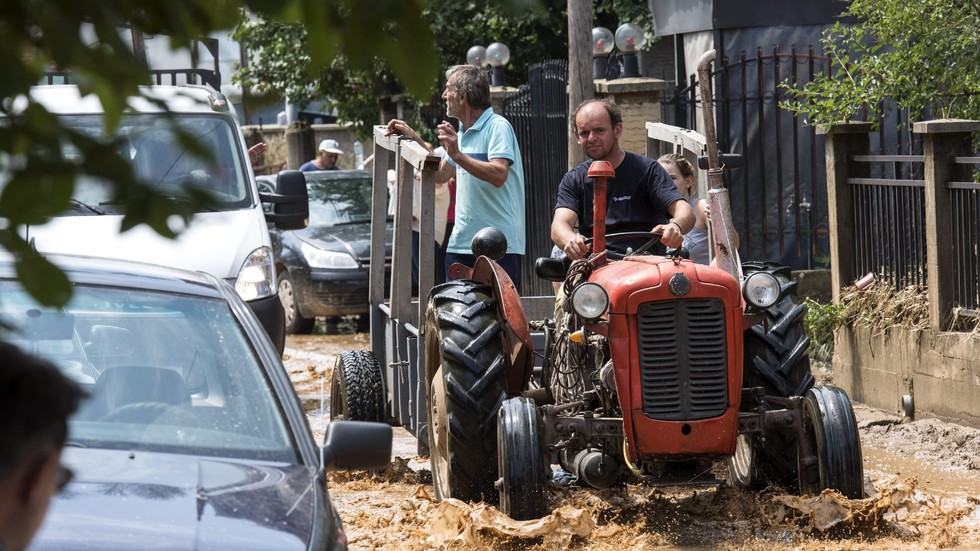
[589,256,742,314]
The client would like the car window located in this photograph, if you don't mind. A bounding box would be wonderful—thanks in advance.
[54,114,252,214]
[307,178,372,226]
[0,281,298,463]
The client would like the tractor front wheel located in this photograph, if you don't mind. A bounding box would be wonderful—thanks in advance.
[799,385,864,498]
[497,396,549,520]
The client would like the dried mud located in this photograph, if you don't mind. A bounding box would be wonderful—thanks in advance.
[284,334,980,551]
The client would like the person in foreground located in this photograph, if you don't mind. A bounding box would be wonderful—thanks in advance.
[0,341,85,551]
[552,98,695,261]
[385,64,526,291]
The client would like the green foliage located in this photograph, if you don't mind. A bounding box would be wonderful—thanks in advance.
[0,0,450,306]
[235,0,657,136]
[804,299,844,362]
[781,0,980,129]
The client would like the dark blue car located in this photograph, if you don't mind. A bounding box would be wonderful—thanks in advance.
[258,170,393,334]
[0,254,391,551]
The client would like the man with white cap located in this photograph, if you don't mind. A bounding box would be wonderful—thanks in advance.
[300,139,344,171]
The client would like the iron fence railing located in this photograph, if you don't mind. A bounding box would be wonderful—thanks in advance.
[949,157,980,311]
[847,153,980,311]
[847,155,927,292]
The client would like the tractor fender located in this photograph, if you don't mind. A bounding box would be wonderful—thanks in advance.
[450,257,534,394]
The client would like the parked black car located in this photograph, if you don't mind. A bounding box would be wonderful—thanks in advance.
[258,170,393,334]
[0,254,391,551]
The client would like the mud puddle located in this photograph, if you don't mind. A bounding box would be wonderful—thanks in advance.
[285,335,980,550]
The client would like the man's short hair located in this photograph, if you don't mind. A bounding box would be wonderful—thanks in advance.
[446,65,491,111]
[0,341,86,480]
[571,98,623,132]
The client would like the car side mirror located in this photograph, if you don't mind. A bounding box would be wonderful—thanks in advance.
[320,420,392,472]
[260,170,309,231]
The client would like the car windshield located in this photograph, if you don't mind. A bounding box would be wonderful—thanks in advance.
[306,175,373,226]
[52,114,250,214]
[0,281,298,463]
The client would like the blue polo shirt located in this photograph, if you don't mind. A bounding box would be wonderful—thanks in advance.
[445,109,526,255]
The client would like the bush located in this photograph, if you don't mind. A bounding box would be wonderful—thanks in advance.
[804,299,844,363]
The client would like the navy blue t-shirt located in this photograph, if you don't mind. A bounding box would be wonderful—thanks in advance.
[554,152,684,255]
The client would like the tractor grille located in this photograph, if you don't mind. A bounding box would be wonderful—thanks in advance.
[637,299,728,420]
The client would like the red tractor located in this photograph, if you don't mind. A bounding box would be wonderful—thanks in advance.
[331,50,862,521]
[421,158,863,520]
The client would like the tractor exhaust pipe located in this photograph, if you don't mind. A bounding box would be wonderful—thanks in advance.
[696,50,741,280]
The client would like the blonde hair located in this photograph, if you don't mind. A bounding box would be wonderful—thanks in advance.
[658,153,696,195]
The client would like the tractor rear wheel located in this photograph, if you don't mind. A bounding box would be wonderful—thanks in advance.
[330,350,386,423]
[498,397,549,520]
[799,385,864,498]
[736,261,816,489]
[425,280,508,504]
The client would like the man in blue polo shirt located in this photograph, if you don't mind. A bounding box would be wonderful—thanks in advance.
[385,65,526,291]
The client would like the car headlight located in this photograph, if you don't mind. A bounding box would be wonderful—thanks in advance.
[300,241,358,269]
[235,247,276,301]
[742,271,780,309]
[569,282,609,321]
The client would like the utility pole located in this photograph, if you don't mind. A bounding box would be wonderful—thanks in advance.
[567,0,593,168]
[130,27,146,67]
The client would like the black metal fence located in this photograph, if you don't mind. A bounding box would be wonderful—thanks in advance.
[662,45,834,270]
[848,154,928,292]
[828,122,980,319]
[503,59,569,296]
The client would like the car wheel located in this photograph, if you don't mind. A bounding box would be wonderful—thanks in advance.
[278,271,315,334]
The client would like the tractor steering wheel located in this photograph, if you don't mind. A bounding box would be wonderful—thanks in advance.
[584,231,664,260]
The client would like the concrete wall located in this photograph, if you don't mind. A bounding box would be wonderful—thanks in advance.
[834,324,980,428]
[241,123,371,173]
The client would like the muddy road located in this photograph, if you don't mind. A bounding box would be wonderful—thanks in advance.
[284,331,980,550]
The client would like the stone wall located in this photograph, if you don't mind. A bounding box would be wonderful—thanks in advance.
[834,324,980,428]
[595,78,670,155]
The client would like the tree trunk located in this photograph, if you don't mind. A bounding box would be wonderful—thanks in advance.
[567,0,593,169]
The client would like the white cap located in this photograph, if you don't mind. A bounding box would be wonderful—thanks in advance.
[318,139,343,154]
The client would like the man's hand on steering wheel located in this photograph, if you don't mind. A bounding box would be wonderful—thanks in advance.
[654,221,685,249]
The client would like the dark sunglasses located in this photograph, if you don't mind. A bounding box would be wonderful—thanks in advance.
[56,465,74,492]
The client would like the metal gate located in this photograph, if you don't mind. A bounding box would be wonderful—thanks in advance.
[503,59,569,295]
[663,45,834,269]
[663,44,923,270]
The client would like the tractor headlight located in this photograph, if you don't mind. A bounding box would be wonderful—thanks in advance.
[742,272,780,309]
[570,283,609,321]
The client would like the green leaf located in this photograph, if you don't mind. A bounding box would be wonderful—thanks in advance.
[14,247,73,308]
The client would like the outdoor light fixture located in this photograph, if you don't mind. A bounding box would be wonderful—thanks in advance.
[614,23,645,78]
[466,45,488,67]
[592,26,614,80]
[486,42,510,87]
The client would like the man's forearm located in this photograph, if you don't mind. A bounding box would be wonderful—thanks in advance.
[450,153,508,187]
